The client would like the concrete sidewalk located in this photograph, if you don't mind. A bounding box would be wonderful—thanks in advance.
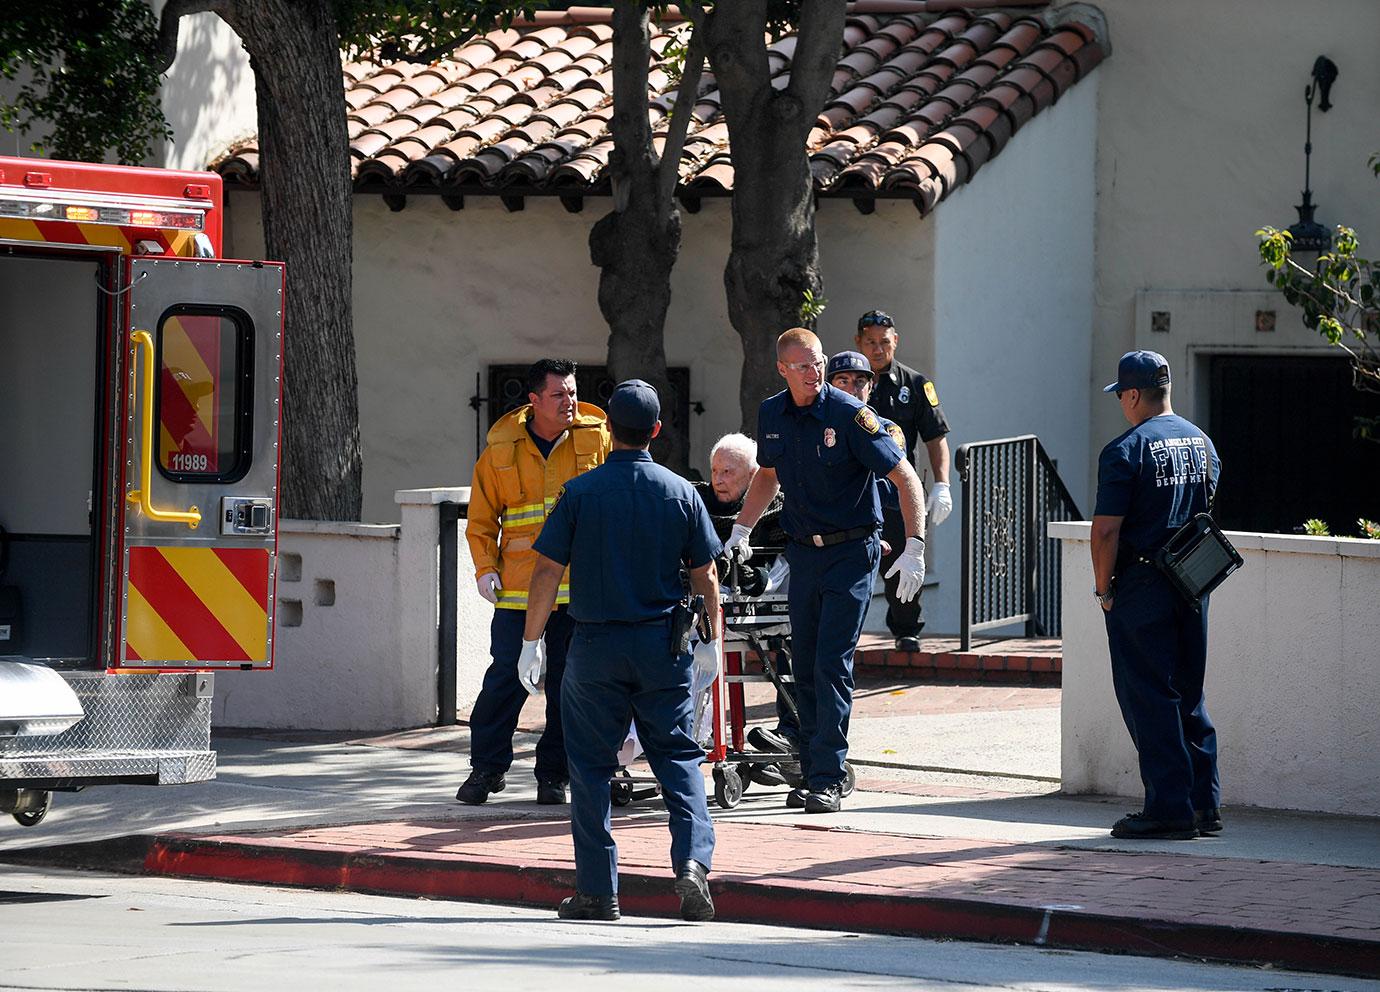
[3,683,1377,980]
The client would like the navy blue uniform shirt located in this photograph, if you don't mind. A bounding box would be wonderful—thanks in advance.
[757,383,904,540]
[533,449,722,623]
[870,359,950,462]
[1095,414,1221,561]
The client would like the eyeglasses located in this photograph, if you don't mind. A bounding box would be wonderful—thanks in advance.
[857,312,894,329]
[782,358,825,373]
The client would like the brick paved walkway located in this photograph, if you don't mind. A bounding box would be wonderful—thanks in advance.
[144,809,1380,978]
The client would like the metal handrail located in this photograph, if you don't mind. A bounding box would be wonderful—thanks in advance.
[125,330,201,530]
[956,435,1081,650]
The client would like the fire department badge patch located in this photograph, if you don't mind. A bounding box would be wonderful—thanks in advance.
[823,427,836,448]
[854,407,880,434]
[924,381,940,407]
[886,422,905,449]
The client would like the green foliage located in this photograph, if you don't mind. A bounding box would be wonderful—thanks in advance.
[799,288,828,324]
[0,1,170,164]
[1359,518,1380,540]
[1256,206,1380,417]
[335,1,540,63]
[1301,518,1332,536]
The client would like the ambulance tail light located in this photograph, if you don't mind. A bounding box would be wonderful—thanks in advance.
[64,205,99,221]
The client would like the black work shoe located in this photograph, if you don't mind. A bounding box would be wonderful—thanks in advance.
[536,780,568,805]
[1194,808,1224,836]
[1110,811,1196,840]
[747,726,793,754]
[673,859,715,921]
[785,786,808,809]
[895,635,922,652]
[557,892,620,921]
[804,785,843,814]
[455,770,506,805]
[750,763,788,787]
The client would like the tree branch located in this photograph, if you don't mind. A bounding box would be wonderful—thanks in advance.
[154,0,230,74]
[658,22,707,206]
[786,0,847,127]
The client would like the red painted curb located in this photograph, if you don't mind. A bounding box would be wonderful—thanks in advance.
[143,835,1379,980]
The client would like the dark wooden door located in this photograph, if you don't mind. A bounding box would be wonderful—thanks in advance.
[1208,354,1380,534]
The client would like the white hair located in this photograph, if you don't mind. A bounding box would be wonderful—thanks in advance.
[710,432,758,471]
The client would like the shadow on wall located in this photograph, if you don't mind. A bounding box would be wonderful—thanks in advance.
[159,11,256,170]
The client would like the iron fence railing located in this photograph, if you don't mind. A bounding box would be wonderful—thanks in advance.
[955,435,1082,650]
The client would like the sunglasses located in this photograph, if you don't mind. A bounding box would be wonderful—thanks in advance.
[857,313,894,329]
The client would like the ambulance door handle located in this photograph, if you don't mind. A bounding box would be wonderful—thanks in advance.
[126,329,202,530]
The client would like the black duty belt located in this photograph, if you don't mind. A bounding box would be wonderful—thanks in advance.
[792,525,876,548]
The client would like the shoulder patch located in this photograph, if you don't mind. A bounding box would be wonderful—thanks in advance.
[885,422,905,448]
[550,484,566,512]
[924,381,940,407]
[855,407,880,434]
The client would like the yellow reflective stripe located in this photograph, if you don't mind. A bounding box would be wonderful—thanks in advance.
[495,585,570,609]
[125,582,192,661]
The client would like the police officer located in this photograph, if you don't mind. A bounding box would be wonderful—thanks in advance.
[855,310,951,650]
[1092,351,1222,841]
[525,379,721,921]
[726,329,927,814]
[458,359,610,807]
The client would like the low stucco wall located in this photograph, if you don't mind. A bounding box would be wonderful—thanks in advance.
[1054,521,1380,816]
[212,519,421,731]
[213,492,492,732]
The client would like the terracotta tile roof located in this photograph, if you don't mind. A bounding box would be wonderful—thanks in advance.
[213,1,1105,215]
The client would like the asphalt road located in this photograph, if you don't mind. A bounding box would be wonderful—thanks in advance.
[4,867,1377,992]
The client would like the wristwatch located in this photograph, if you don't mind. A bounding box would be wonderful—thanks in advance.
[1094,586,1114,606]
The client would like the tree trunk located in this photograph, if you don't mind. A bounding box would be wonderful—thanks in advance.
[222,0,362,520]
[589,3,702,474]
[703,1,846,430]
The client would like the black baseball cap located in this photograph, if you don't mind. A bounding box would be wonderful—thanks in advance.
[826,351,875,381]
[607,378,660,429]
[1104,350,1171,394]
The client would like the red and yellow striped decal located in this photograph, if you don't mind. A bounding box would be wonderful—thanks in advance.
[0,217,197,256]
[125,547,271,663]
[159,314,222,472]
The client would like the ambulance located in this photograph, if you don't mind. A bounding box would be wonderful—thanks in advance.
[0,156,283,826]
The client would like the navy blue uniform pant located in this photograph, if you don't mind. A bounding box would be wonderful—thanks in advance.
[881,506,924,637]
[468,607,574,783]
[1104,562,1220,822]
[784,534,881,790]
[561,620,715,896]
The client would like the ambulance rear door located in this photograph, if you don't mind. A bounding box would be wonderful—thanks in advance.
[118,257,284,670]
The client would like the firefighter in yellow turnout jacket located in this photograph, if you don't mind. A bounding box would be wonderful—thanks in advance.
[458,359,611,806]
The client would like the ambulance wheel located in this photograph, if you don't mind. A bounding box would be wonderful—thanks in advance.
[611,771,634,807]
[12,790,52,827]
[735,762,756,794]
[841,761,857,798]
[713,766,743,809]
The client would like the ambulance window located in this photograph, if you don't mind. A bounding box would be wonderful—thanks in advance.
[154,306,253,483]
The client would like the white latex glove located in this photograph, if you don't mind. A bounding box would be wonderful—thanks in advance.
[884,537,927,603]
[477,573,502,605]
[925,482,953,527]
[693,638,720,687]
[516,637,545,696]
[724,523,753,564]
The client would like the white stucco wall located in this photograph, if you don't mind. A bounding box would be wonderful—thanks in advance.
[225,193,944,524]
[212,519,425,731]
[151,3,257,172]
[1073,0,1380,498]
[926,71,1099,632]
[1054,521,1380,816]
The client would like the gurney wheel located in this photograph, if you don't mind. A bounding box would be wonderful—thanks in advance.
[713,765,743,809]
[11,790,51,827]
[842,761,857,798]
[611,771,634,807]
